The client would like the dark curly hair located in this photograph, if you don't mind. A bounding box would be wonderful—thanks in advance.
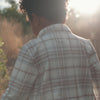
[20,0,68,23]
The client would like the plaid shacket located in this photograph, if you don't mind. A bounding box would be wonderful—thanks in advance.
[1,24,100,100]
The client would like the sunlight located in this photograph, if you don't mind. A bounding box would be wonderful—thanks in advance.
[0,1,10,9]
[69,0,100,15]
[16,0,19,3]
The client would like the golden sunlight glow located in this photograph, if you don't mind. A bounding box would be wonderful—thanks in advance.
[69,0,100,15]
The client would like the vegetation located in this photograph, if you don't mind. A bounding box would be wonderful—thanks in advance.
[0,0,31,34]
[0,38,9,97]
[0,39,7,78]
[0,0,33,67]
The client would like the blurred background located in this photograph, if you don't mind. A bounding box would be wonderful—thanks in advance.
[0,0,100,97]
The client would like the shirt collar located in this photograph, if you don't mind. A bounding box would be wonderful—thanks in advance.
[38,24,72,38]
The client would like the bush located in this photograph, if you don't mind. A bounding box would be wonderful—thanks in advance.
[0,38,9,96]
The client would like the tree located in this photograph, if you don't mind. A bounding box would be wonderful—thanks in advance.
[0,0,31,35]
[6,0,17,9]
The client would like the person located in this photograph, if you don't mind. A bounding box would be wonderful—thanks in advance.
[1,0,100,100]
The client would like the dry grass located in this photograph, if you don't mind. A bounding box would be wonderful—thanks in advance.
[0,18,23,97]
[0,18,23,59]
[0,79,9,98]
[0,18,33,97]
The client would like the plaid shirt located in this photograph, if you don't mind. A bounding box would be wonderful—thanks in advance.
[1,24,100,100]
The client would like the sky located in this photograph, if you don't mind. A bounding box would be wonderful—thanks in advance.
[0,0,19,9]
[0,0,10,9]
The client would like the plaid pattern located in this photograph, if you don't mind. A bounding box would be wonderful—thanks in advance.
[1,24,100,100]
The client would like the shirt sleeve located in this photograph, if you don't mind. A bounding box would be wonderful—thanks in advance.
[87,40,100,100]
[1,45,38,100]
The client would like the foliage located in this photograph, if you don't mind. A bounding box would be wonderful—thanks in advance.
[0,38,9,90]
[6,0,17,9]
[0,0,31,35]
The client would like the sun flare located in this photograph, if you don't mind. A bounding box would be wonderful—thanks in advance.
[69,0,100,15]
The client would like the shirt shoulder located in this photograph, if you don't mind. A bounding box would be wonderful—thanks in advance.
[23,38,41,48]
[21,38,43,57]
[72,33,96,57]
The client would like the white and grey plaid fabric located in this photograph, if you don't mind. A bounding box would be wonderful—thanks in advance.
[1,24,100,100]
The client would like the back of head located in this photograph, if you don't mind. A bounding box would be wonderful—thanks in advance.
[20,0,68,23]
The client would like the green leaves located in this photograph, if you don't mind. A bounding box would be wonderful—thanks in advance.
[6,0,18,9]
[0,39,4,47]
[0,2,30,35]
[0,38,7,78]
[0,38,9,90]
